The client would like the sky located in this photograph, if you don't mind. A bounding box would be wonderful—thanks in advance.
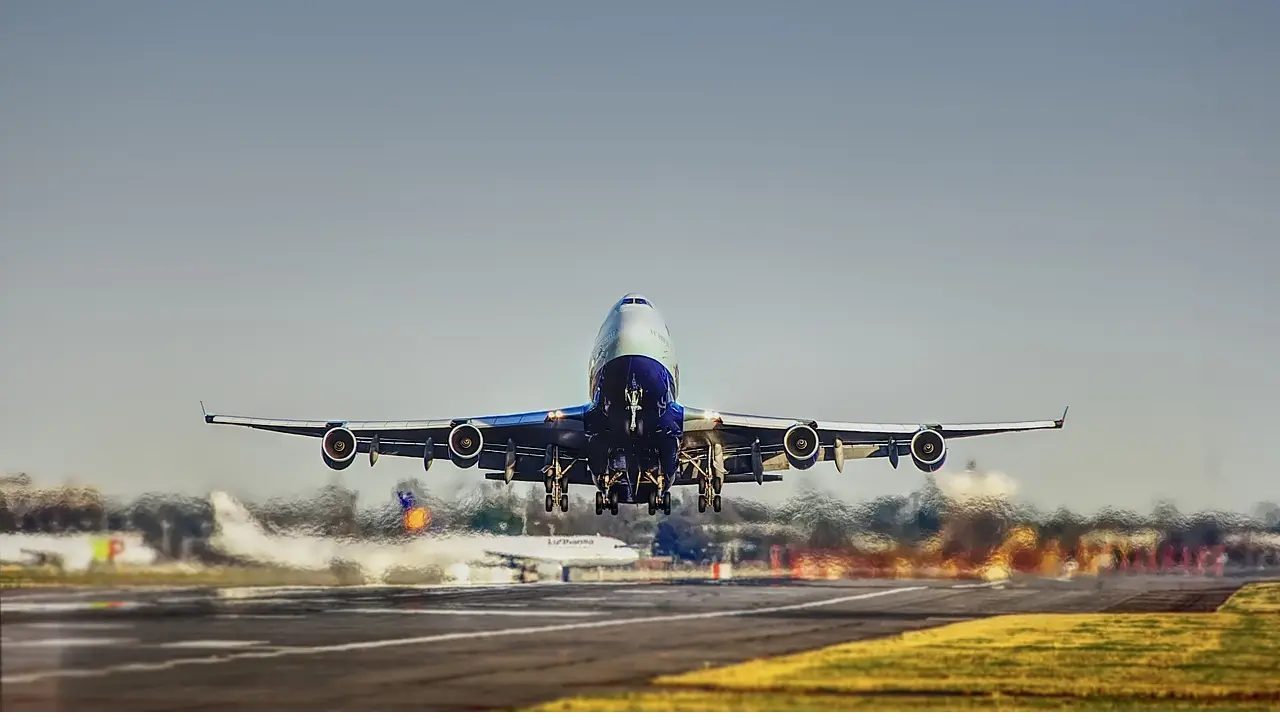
[2,1,1278,515]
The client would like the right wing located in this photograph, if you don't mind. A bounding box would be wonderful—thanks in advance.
[203,403,594,481]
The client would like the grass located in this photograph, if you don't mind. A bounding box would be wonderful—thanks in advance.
[530,582,1280,711]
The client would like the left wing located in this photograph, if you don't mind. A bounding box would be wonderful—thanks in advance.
[203,402,594,482]
[678,405,1068,480]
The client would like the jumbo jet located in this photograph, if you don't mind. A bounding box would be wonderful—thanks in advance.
[205,294,1067,517]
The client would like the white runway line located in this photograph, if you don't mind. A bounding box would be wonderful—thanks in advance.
[0,585,928,685]
[23,622,136,631]
[159,640,268,649]
[0,587,189,602]
[333,608,604,617]
[613,589,672,595]
[2,637,137,649]
[0,600,144,614]
[215,614,313,621]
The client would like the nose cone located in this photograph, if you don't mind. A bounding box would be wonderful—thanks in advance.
[619,547,640,564]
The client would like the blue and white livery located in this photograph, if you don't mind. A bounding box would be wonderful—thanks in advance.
[204,294,1067,516]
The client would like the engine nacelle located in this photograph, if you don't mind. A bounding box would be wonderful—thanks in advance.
[909,428,947,473]
[448,422,484,468]
[321,426,358,471]
[783,423,821,470]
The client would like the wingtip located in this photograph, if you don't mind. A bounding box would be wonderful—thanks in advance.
[1056,405,1070,428]
[201,401,213,422]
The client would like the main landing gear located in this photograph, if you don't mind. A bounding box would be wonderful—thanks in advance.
[545,478,568,513]
[647,490,672,516]
[595,490,619,516]
[543,444,574,513]
[697,477,723,514]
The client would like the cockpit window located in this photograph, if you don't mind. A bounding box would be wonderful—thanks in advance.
[621,298,649,306]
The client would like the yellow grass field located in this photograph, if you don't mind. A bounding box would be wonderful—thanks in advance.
[530,582,1280,711]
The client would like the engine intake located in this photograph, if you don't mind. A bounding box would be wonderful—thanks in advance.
[322,426,358,471]
[783,423,821,470]
[448,423,484,468]
[909,428,947,473]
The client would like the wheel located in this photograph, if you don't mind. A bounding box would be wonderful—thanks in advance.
[661,492,671,515]
[545,494,554,512]
[647,494,656,513]
[647,503,656,516]
[698,495,707,513]
[559,493,568,512]
[713,495,722,513]
[609,501,619,516]
[698,478,707,495]
[595,491,604,515]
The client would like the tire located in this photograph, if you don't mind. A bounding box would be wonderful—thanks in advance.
[559,493,568,512]
[713,495,722,513]
[698,495,707,513]
[595,491,604,515]
[545,494,554,512]
[662,492,671,516]
[609,501,618,516]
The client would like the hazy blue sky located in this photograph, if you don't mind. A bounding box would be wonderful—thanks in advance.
[2,1,1277,514]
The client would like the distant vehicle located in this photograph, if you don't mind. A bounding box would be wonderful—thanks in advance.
[205,294,1067,516]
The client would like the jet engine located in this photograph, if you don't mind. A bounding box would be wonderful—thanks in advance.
[448,423,484,468]
[321,426,358,471]
[909,428,947,473]
[783,423,821,470]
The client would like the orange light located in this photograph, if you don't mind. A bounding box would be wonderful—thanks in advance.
[403,506,431,532]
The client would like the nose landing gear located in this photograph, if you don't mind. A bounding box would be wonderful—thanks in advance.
[625,378,643,436]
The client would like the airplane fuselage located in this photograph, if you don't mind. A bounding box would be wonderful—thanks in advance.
[581,295,685,506]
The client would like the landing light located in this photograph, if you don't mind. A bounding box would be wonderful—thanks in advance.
[546,410,566,421]
[703,410,721,422]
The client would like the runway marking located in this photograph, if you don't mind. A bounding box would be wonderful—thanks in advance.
[333,608,604,617]
[2,637,136,649]
[0,587,189,602]
[216,614,313,620]
[950,581,1009,589]
[613,589,671,595]
[0,585,928,685]
[159,640,268,649]
[23,622,136,631]
[0,600,144,614]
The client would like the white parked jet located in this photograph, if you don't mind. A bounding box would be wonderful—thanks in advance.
[207,491,639,580]
[205,294,1066,517]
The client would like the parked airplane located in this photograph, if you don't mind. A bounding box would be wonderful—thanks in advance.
[207,492,638,581]
[0,532,159,571]
[205,294,1067,517]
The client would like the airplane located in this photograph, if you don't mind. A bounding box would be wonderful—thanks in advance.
[204,294,1067,517]
[207,492,639,583]
[0,532,160,572]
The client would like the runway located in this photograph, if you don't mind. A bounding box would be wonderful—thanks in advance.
[0,574,1260,711]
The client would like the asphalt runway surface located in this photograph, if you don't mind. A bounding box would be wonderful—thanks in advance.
[0,573,1266,710]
